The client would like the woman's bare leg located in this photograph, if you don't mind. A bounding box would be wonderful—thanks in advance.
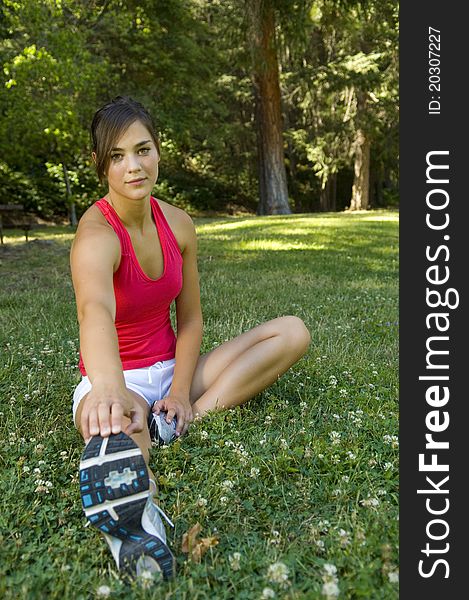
[190,316,310,416]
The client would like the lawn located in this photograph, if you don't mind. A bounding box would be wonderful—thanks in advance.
[0,210,399,599]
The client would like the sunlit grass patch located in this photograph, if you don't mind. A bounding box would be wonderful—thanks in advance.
[0,210,398,599]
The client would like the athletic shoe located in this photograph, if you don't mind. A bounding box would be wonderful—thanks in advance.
[79,432,175,579]
[147,410,177,446]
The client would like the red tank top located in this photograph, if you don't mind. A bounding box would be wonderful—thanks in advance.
[78,197,183,375]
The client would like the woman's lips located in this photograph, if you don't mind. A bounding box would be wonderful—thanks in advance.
[126,178,147,185]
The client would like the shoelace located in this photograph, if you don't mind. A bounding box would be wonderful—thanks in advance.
[148,481,175,529]
[153,502,175,529]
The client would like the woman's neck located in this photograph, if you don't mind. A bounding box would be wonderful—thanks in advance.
[105,192,153,231]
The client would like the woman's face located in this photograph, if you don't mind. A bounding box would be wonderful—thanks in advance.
[103,119,159,203]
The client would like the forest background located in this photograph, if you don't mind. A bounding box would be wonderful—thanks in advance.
[0,0,398,223]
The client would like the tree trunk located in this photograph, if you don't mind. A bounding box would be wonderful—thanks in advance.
[320,173,337,212]
[350,128,370,211]
[62,161,78,227]
[284,106,300,212]
[248,0,291,215]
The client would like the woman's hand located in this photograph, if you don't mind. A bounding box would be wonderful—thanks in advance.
[80,382,146,443]
[152,394,194,437]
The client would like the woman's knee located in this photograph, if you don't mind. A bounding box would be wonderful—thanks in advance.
[278,315,311,357]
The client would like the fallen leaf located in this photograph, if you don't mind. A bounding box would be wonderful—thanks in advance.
[181,522,201,554]
[181,522,219,563]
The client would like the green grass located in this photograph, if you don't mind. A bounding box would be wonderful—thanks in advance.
[0,210,399,599]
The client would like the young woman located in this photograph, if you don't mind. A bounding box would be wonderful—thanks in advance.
[71,96,310,581]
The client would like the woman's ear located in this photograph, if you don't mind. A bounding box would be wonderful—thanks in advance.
[91,151,97,164]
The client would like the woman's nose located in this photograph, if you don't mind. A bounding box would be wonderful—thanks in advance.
[126,153,141,171]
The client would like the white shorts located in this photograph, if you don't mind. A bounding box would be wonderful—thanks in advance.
[72,358,176,426]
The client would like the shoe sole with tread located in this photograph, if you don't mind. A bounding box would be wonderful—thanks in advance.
[79,432,175,579]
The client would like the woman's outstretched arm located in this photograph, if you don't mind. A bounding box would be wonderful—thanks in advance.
[70,217,146,441]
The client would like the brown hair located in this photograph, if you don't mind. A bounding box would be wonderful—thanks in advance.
[90,96,160,184]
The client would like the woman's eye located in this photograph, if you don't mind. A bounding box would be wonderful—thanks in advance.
[138,147,150,155]
[111,153,122,161]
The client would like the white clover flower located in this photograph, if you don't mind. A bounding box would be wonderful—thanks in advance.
[220,496,229,505]
[268,530,281,545]
[267,561,289,585]
[316,539,325,549]
[299,401,307,410]
[200,430,209,440]
[384,462,393,471]
[96,584,111,597]
[338,529,347,538]
[323,563,337,576]
[333,414,341,420]
[33,468,41,475]
[383,434,399,447]
[229,552,241,571]
[197,496,208,507]
[341,475,350,483]
[34,483,49,494]
[322,580,340,598]
[388,569,399,583]
[138,569,156,589]
[346,451,356,460]
[221,479,234,490]
[261,588,276,599]
[264,415,273,424]
[250,467,260,478]
[361,497,380,508]
[329,376,338,387]
[329,431,341,445]
[23,466,30,473]
[338,529,350,547]
[280,439,288,449]
[339,389,348,397]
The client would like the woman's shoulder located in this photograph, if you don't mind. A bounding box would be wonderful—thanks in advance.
[76,202,114,234]
[155,198,196,252]
[155,198,194,226]
[72,202,119,256]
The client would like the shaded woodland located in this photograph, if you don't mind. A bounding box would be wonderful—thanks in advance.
[0,0,398,221]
